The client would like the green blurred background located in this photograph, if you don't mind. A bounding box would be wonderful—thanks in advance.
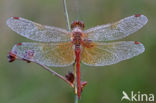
[0,0,156,103]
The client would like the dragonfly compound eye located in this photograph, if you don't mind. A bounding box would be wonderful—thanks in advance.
[71,20,85,30]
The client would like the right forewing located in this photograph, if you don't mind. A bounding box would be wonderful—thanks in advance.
[84,15,148,41]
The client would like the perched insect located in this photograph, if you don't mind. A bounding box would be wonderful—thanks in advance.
[7,14,148,99]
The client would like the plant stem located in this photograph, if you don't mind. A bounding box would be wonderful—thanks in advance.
[62,0,79,102]
[16,58,74,88]
[63,0,71,31]
[37,63,74,88]
[75,95,79,103]
[74,62,79,103]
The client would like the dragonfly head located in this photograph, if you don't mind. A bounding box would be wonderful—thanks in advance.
[71,20,85,30]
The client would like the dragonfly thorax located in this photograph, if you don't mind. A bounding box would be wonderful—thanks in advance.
[71,21,84,46]
[72,31,82,46]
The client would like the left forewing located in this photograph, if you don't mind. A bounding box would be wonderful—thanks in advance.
[6,17,71,42]
[81,41,145,66]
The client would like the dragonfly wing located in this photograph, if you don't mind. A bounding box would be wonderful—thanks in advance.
[81,41,144,66]
[84,14,148,41]
[7,17,71,42]
[11,42,75,67]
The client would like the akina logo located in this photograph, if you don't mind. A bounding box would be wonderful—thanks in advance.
[121,91,155,102]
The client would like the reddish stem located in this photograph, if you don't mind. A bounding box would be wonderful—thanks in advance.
[37,63,74,88]
[15,57,74,88]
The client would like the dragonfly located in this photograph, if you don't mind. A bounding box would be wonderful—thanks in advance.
[7,14,148,99]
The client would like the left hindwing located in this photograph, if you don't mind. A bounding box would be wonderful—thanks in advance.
[11,42,75,67]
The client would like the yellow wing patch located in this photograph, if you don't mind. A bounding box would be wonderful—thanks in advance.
[42,42,74,65]
[33,22,45,30]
